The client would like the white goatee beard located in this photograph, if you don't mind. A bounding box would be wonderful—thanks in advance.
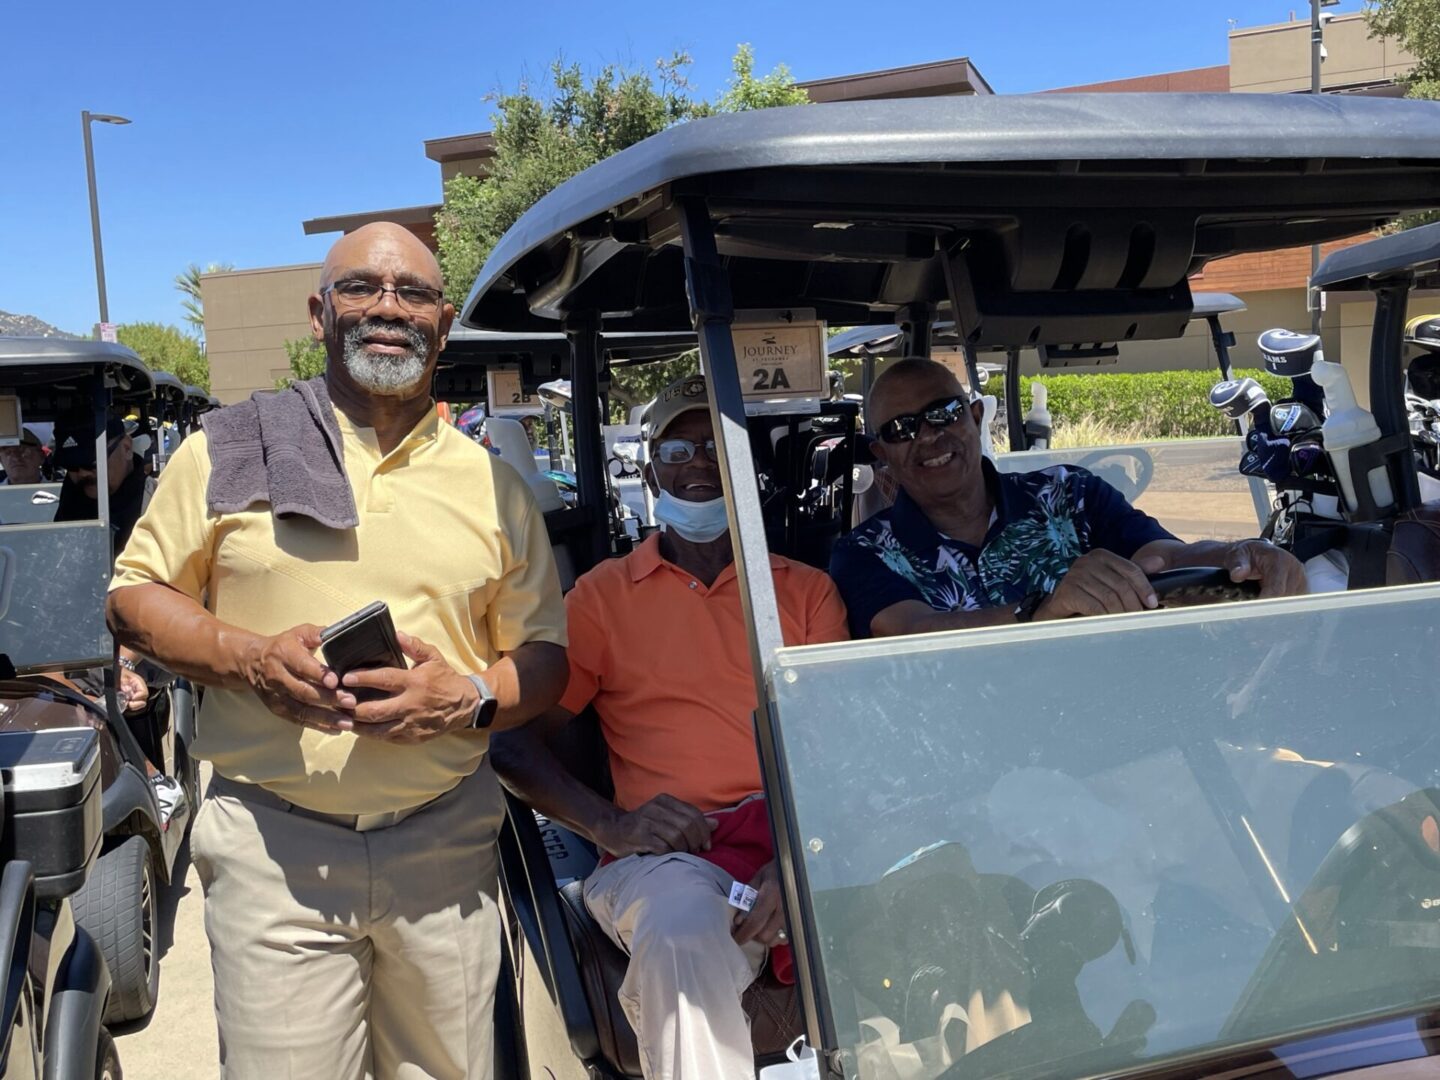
[341,320,430,396]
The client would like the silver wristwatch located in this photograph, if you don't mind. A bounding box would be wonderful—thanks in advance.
[466,674,498,730]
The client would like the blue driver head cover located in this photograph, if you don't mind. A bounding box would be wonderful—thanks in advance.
[1258,328,1322,379]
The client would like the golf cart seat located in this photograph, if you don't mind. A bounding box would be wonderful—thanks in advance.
[496,709,803,1079]
[1386,502,1440,584]
[486,417,565,513]
[761,404,859,570]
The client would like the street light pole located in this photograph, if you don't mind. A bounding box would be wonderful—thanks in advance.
[81,110,131,336]
[1308,0,1338,335]
[1309,0,1323,334]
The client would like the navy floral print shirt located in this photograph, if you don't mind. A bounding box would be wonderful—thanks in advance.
[829,460,1175,638]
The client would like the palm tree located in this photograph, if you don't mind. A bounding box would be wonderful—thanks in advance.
[175,262,234,334]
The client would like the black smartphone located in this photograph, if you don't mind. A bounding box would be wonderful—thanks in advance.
[320,601,407,703]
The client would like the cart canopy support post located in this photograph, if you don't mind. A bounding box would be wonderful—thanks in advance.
[676,195,836,1068]
[1208,313,1238,381]
[899,304,933,360]
[1005,348,1026,452]
[1369,274,1422,509]
[565,318,610,568]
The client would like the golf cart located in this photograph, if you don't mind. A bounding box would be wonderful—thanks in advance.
[180,386,213,438]
[141,372,187,475]
[464,93,1440,1078]
[1189,225,1440,593]
[0,338,200,1030]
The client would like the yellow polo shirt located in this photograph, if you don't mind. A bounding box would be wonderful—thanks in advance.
[111,406,567,814]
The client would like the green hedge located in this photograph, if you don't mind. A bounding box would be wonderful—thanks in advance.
[984,368,1293,440]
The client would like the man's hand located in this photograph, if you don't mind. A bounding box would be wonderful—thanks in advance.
[591,794,717,858]
[118,666,149,715]
[1035,550,1157,620]
[239,623,352,734]
[339,632,478,744]
[1137,539,1307,599]
[1221,539,1307,598]
[733,860,788,947]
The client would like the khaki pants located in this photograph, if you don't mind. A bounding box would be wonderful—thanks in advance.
[584,853,765,1080]
[190,764,505,1080]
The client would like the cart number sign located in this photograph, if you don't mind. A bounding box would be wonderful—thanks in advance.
[0,396,19,447]
[732,312,828,407]
[932,348,979,393]
[486,368,537,417]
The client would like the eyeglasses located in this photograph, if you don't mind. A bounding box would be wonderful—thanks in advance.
[876,395,971,444]
[654,437,719,465]
[322,279,444,312]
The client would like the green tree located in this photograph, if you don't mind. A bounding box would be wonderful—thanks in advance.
[434,46,808,303]
[114,322,208,391]
[607,352,701,423]
[276,337,327,389]
[1367,0,1440,99]
[1368,0,1440,226]
[174,262,235,335]
[434,46,808,414]
[712,44,811,112]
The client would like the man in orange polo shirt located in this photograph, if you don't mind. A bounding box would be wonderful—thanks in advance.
[491,375,848,1080]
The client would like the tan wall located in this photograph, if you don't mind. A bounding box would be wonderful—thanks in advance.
[1014,289,1324,377]
[1229,13,1415,93]
[202,264,322,404]
[1007,287,1370,395]
[440,156,491,183]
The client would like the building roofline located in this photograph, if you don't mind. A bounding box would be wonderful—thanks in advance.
[301,204,441,236]
[424,131,497,164]
[1041,64,1230,94]
[201,261,322,279]
[1230,10,1369,37]
[799,55,994,100]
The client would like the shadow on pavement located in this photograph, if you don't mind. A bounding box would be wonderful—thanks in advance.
[156,831,194,962]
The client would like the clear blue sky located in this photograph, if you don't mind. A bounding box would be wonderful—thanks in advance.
[0,0,1363,336]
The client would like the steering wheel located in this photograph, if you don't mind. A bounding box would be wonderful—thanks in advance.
[1147,567,1262,608]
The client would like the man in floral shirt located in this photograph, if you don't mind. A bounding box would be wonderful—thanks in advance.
[830,358,1306,638]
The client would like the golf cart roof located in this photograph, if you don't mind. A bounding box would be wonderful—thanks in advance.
[1312,220,1440,292]
[443,326,696,366]
[462,95,1440,343]
[150,371,187,407]
[1192,291,1247,317]
[182,385,210,408]
[0,336,155,405]
[826,291,1247,358]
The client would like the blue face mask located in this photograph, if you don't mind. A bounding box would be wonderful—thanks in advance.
[653,490,729,543]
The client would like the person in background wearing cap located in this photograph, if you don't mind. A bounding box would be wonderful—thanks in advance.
[491,374,849,1080]
[53,412,153,552]
[831,358,1306,639]
[0,427,49,485]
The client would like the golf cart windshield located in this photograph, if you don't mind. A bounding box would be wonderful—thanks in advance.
[0,338,155,674]
[465,93,1440,1078]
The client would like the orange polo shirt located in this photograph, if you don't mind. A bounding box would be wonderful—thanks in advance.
[560,534,850,812]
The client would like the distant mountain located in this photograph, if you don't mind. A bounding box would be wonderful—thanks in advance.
[0,311,80,339]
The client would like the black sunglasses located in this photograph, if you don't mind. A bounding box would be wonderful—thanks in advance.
[876,395,970,444]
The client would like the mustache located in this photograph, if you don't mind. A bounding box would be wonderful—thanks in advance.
[344,317,429,356]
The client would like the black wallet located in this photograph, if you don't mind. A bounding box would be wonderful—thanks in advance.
[320,601,408,702]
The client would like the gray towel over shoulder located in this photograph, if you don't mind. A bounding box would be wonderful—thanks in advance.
[201,376,359,530]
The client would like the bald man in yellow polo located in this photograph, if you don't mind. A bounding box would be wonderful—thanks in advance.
[108,223,568,1079]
